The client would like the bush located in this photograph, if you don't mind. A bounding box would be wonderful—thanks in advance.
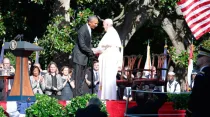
[26,94,66,117]
[65,94,107,116]
[167,93,190,110]
[26,94,107,117]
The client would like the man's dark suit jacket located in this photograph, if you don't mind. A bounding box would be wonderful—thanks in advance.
[82,68,99,94]
[188,66,210,117]
[72,24,94,66]
[75,105,107,117]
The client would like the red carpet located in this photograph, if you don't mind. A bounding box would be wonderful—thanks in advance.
[106,101,137,117]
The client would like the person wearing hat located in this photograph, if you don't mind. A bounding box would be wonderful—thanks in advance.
[189,71,197,91]
[166,71,180,93]
[188,46,210,117]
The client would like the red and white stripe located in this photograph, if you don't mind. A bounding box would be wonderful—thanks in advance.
[177,0,210,40]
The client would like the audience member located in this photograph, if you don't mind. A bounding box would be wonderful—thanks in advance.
[123,87,132,101]
[30,66,45,94]
[28,59,32,73]
[60,66,75,100]
[3,58,15,95]
[33,63,46,76]
[44,62,63,99]
[75,97,107,117]
[166,71,180,93]
[189,71,197,91]
[82,61,100,94]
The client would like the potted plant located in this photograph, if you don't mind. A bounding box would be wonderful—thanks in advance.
[158,93,190,117]
[65,94,107,117]
[26,94,66,117]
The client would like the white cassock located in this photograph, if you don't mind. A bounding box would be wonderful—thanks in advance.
[97,27,122,100]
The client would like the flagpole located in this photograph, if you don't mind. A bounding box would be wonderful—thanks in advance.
[0,38,5,64]
[34,37,39,64]
[161,39,168,92]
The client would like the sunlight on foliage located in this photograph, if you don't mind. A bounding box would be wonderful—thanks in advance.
[202,39,210,50]
[38,8,94,66]
[0,14,6,37]
[169,46,197,68]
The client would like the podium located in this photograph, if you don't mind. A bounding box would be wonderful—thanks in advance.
[4,40,43,101]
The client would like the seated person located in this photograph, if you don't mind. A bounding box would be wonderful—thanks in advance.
[75,97,107,117]
[144,66,157,79]
[135,72,142,78]
[123,87,132,101]
[117,66,134,80]
[166,71,181,93]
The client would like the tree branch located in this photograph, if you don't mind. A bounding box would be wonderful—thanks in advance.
[113,3,125,22]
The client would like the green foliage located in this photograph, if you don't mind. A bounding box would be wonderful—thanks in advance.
[76,0,105,4]
[0,106,7,117]
[202,39,210,50]
[167,93,190,110]
[30,0,44,4]
[3,10,28,40]
[39,8,94,67]
[169,46,198,68]
[65,94,107,116]
[26,94,66,117]
[0,14,6,37]
[26,94,107,117]
[4,52,16,66]
[159,0,179,9]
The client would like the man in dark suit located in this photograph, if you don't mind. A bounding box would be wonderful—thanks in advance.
[82,60,99,94]
[188,46,210,117]
[72,16,98,96]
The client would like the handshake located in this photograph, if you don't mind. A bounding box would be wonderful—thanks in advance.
[92,48,104,54]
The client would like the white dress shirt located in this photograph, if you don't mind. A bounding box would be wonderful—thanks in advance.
[86,23,91,37]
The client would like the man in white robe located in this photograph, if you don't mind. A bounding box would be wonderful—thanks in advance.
[93,19,123,100]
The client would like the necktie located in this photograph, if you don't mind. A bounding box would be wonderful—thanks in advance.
[95,72,98,81]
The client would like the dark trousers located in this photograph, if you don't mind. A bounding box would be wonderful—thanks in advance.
[73,63,86,97]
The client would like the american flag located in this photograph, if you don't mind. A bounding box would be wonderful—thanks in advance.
[177,0,210,40]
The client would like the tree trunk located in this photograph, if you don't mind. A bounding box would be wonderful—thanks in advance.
[115,7,149,46]
[162,18,185,54]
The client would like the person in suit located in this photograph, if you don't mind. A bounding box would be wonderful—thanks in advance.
[72,16,98,97]
[189,71,197,91]
[2,58,15,98]
[82,60,99,94]
[75,97,107,117]
[188,46,210,117]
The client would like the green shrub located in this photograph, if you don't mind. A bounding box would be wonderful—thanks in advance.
[26,94,66,117]
[167,93,190,110]
[65,94,107,116]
